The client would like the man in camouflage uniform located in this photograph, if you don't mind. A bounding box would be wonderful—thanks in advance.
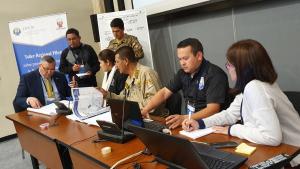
[100,46,167,117]
[108,18,144,60]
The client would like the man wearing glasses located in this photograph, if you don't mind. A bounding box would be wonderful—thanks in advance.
[59,28,100,87]
[13,55,71,112]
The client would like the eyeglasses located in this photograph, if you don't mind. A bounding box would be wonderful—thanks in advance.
[41,64,55,72]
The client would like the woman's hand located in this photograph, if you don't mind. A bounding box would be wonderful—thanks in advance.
[212,126,229,135]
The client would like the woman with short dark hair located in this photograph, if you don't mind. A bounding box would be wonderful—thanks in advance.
[182,39,300,167]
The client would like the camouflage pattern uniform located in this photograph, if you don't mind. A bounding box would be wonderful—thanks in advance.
[110,63,168,117]
[107,33,144,60]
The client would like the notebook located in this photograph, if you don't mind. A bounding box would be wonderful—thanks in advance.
[179,127,215,139]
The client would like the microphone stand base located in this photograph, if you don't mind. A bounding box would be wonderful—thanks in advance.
[97,130,135,143]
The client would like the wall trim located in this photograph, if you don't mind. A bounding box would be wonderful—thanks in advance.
[0,133,17,142]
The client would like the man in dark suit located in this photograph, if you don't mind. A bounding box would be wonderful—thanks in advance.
[13,55,71,112]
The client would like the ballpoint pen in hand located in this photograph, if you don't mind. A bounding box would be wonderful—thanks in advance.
[187,101,195,131]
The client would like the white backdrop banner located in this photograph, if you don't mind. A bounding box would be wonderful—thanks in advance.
[97,9,153,68]
[9,13,68,75]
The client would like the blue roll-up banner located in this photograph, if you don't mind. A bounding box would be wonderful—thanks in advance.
[9,13,68,75]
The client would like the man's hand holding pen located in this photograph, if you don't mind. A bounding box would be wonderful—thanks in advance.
[182,119,199,132]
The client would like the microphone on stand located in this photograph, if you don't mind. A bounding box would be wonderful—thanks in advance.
[120,78,135,141]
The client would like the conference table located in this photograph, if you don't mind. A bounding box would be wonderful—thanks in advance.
[6,111,300,169]
[6,111,98,169]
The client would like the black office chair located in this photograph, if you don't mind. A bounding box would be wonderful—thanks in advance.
[165,92,182,115]
[284,91,300,115]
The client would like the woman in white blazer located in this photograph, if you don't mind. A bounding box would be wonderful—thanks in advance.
[182,39,300,167]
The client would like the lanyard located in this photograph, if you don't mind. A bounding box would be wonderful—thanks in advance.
[240,100,244,124]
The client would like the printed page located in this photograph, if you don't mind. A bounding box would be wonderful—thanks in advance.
[66,110,112,126]
[27,100,71,116]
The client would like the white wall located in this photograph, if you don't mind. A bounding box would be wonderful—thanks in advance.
[0,0,101,138]
[132,0,209,15]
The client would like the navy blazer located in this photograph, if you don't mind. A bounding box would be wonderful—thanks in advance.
[13,69,71,112]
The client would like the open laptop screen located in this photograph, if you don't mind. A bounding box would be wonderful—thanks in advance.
[106,99,144,129]
[128,124,208,169]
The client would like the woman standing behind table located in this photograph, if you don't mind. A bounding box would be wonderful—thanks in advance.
[182,39,300,167]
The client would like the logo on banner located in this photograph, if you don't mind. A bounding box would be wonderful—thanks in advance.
[13,27,21,36]
[56,18,65,29]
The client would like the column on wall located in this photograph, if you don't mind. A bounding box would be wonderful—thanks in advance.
[91,0,106,13]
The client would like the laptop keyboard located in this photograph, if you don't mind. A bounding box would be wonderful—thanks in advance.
[199,154,235,169]
[144,121,166,131]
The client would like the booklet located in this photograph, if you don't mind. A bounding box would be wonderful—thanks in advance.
[72,87,109,120]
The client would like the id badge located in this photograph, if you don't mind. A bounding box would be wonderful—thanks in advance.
[198,77,205,90]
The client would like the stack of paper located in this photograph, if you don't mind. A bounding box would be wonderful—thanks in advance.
[27,100,70,116]
[179,128,215,139]
[66,111,112,126]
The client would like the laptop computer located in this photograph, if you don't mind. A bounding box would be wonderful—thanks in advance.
[96,99,166,143]
[106,99,166,131]
[128,124,247,169]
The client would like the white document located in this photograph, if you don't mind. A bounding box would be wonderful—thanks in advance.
[179,128,215,139]
[76,73,89,78]
[27,100,70,116]
[72,87,109,120]
[66,111,112,126]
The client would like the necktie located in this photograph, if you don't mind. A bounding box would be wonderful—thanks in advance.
[45,78,54,98]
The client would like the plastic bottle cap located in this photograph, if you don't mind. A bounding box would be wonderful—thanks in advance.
[101,146,111,155]
[162,128,172,135]
[39,123,49,130]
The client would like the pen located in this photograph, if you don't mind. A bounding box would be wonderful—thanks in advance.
[188,107,192,120]
[187,103,194,131]
[187,101,195,131]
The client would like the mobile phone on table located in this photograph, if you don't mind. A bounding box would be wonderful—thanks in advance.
[209,141,238,148]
